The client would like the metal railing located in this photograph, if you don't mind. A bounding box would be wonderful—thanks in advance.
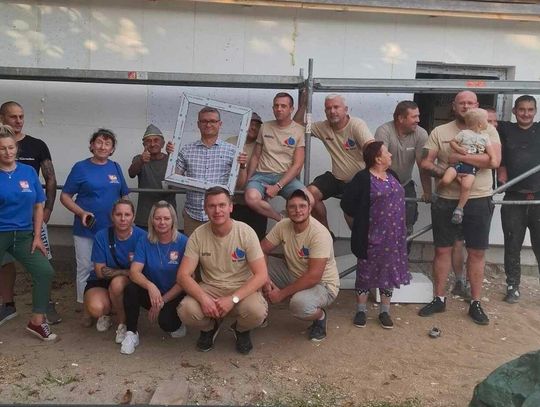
[338,164,540,279]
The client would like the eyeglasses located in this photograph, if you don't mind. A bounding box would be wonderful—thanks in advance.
[198,120,220,125]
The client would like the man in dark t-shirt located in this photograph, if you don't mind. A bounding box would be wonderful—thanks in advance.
[497,95,540,304]
[0,101,60,325]
[128,124,176,228]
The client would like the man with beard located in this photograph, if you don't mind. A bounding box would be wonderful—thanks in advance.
[261,189,340,341]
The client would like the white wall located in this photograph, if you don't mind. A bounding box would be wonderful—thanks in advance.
[1,0,539,244]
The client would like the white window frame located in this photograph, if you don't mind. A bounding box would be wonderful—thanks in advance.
[164,93,251,193]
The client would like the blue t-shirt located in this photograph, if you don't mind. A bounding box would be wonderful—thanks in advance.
[133,233,188,294]
[89,226,147,281]
[0,163,46,232]
[62,158,130,238]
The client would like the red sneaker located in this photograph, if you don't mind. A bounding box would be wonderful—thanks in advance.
[26,321,58,341]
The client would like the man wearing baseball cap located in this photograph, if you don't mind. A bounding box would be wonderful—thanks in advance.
[128,124,177,228]
[226,112,268,239]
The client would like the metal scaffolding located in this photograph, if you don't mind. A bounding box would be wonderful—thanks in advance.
[3,61,540,274]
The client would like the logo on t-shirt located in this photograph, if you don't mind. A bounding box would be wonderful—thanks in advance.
[19,180,32,192]
[297,246,309,259]
[231,247,246,262]
[128,252,134,263]
[343,138,357,150]
[108,174,119,183]
[283,137,296,148]
[325,136,334,141]
[168,251,179,264]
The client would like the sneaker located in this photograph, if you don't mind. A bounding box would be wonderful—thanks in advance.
[378,312,394,329]
[468,301,489,325]
[115,324,127,344]
[353,311,367,328]
[451,280,471,300]
[308,309,327,341]
[26,321,58,341]
[418,297,446,317]
[503,285,520,304]
[197,321,221,352]
[230,323,253,355]
[120,331,139,355]
[169,324,187,338]
[45,301,62,325]
[96,315,112,332]
[0,304,17,327]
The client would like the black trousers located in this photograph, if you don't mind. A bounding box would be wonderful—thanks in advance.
[123,282,184,333]
[501,193,540,287]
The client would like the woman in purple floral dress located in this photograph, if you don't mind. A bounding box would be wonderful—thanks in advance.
[341,141,410,329]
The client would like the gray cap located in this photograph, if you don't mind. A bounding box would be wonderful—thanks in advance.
[143,124,163,139]
[251,112,262,123]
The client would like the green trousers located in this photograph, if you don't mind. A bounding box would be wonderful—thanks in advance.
[0,231,54,314]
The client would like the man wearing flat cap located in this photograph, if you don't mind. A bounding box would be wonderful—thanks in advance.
[128,124,177,228]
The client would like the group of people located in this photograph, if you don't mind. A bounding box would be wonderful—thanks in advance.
[0,89,538,354]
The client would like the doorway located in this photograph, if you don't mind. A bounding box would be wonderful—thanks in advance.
[413,62,512,133]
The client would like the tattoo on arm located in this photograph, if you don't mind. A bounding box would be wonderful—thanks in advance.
[101,266,129,280]
[41,160,57,211]
[421,148,430,159]
[429,165,446,179]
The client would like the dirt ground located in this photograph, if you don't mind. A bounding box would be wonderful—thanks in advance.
[1,263,540,406]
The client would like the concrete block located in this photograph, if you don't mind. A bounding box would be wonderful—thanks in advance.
[376,272,433,304]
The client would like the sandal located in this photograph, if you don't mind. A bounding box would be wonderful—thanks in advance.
[451,207,464,224]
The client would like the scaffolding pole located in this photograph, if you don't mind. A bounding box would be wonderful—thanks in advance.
[0,67,304,89]
[313,78,540,94]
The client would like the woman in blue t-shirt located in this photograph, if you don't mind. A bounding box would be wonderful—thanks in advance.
[120,201,188,355]
[0,125,57,341]
[85,199,146,344]
[60,129,130,305]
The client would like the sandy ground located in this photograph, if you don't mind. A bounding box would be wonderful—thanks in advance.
[1,264,540,406]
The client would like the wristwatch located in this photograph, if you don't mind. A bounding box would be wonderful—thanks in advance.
[232,295,240,304]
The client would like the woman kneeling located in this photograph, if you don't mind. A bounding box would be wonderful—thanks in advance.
[121,201,188,355]
[84,199,146,343]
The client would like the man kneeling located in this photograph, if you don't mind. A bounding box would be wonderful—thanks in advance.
[261,189,340,341]
[177,187,268,354]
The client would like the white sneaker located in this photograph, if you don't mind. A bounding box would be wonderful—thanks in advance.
[169,324,187,338]
[96,315,112,332]
[115,323,127,344]
[120,331,139,355]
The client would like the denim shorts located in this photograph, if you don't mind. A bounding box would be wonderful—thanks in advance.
[246,172,306,199]
[455,162,478,175]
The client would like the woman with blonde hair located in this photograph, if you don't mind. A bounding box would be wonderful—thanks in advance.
[0,125,57,340]
[120,201,188,355]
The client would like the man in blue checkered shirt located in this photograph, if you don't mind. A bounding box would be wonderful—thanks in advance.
[175,107,247,236]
